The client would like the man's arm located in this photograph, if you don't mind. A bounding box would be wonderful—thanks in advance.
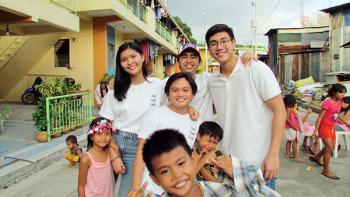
[264,94,286,180]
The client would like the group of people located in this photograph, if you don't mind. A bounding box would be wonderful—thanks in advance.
[283,84,350,180]
[77,23,288,197]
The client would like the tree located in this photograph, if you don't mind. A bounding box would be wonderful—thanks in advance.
[173,16,197,44]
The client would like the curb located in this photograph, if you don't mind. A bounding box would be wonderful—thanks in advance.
[0,127,88,189]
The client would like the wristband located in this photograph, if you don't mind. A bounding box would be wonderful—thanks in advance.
[111,156,120,162]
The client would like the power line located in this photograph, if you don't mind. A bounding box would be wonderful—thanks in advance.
[259,0,284,27]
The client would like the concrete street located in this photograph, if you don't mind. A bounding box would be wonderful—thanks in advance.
[0,104,349,196]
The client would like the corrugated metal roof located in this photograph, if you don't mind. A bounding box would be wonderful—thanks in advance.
[321,2,350,13]
[265,26,329,36]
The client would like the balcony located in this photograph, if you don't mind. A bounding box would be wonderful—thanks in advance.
[0,0,79,35]
[119,0,146,22]
[45,0,77,13]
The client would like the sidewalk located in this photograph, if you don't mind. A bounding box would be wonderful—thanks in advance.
[0,102,96,188]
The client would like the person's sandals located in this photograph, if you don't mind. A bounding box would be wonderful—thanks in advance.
[309,156,323,166]
[307,145,317,155]
[321,172,340,180]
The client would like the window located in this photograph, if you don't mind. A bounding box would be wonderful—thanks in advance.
[344,9,350,26]
[54,39,70,67]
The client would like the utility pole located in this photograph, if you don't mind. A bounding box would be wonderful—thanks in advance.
[203,12,208,72]
[300,0,304,27]
[251,0,258,56]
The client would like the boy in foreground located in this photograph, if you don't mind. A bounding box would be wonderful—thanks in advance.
[128,129,280,197]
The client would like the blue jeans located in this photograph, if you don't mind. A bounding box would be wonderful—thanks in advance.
[265,177,276,190]
[115,130,138,197]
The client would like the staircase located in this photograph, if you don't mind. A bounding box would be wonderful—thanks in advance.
[0,34,63,100]
[0,36,29,70]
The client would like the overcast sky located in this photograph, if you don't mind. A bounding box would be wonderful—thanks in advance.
[167,0,349,46]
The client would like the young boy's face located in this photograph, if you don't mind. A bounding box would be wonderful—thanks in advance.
[150,146,197,197]
[196,134,220,154]
[66,141,76,150]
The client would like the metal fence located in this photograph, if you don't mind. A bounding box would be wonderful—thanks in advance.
[120,0,146,21]
[46,92,92,141]
[156,21,172,42]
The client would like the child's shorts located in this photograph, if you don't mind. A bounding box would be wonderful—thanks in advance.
[318,122,336,140]
[285,128,298,141]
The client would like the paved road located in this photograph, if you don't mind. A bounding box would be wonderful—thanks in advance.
[0,108,349,197]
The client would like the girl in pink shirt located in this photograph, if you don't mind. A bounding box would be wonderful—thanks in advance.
[336,96,350,131]
[310,84,350,180]
[78,117,124,197]
[283,94,302,161]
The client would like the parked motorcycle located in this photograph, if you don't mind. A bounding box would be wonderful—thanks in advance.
[21,76,43,104]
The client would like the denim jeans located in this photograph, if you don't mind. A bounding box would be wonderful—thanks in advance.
[115,130,138,197]
[265,177,276,190]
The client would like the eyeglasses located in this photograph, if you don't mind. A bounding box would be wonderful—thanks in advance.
[208,38,232,48]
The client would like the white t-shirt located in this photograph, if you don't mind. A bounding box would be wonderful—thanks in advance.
[138,106,202,195]
[162,72,214,121]
[99,78,164,133]
[208,59,281,166]
[192,72,214,121]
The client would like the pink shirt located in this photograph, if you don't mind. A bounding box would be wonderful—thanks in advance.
[321,98,342,126]
[85,152,114,197]
[285,110,299,131]
[336,111,350,131]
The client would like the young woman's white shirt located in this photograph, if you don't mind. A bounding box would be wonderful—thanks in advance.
[99,78,164,133]
[138,106,202,195]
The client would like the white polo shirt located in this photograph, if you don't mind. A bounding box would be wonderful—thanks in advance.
[162,72,214,121]
[208,59,281,166]
[191,72,214,121]
[138,106,202,195]
[99,78,164,133]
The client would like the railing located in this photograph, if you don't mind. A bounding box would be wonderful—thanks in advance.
[0,36,21,58]
[45,0,76,14]
[46,91,92,141]
[119,0,147,21]
[156,21,173,43]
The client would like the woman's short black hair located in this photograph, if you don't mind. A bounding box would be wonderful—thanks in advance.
[114,42,148,101]
[164,72,197,97]
[205,24,235,46]
[328,83,347,97]
[283,94,297,108]
[198,121,223,141]
[142,129,192,175]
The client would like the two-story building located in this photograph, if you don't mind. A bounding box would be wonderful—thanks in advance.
[0,0,188,102]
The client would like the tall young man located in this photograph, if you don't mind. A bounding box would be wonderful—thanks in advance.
[205,24,286,189]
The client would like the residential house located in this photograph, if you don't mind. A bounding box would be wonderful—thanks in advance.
[265,26,330,84]
[0,0,188,102]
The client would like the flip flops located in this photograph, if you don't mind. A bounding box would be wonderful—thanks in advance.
[322,172,340,180]
[307,145,317,155]
[308,156,323,166]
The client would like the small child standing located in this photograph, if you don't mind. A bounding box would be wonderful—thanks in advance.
[193,121,234,184]
[283,94,302,161]
[78,117,124,197]
[65,135,83,166]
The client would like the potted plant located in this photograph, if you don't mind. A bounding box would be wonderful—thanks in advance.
[32,98,48,142]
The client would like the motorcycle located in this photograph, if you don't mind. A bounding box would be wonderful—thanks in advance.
[21,76,43,104]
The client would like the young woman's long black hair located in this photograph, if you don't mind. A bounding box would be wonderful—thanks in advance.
[114,42,148,101]
[87,117,112,151]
